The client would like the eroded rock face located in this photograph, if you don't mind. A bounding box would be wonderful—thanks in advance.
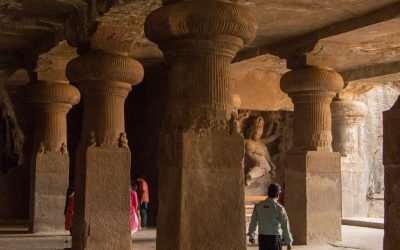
[233,70,293,111]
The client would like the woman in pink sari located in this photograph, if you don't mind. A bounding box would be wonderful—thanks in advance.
[130,181,140,237]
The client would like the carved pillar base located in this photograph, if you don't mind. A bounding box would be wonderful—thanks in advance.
[285,151,341,245]
[29,152,69,233]
[73,147,131,250]
[157,130,245,250]
[383,97,400,250]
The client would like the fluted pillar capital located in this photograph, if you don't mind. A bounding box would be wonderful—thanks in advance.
[145,1,256,126]
[280,67,344,151]
[331,98,367,157]
[331,98,368,124]
[145,0,257,59]
[66,50,144,147]
[23,80,81,152]
[24,80,81,108]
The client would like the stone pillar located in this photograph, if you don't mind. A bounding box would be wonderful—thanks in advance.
[66,50,143,250]
[24,80,80,233]
[145,2,256,250]
[280,66,344,244]
[383,97,400,250]
[331,98,368,218]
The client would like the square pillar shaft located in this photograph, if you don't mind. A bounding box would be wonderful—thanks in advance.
[285,151,341,244]
[157,132,245,250]
[383,97,400,250]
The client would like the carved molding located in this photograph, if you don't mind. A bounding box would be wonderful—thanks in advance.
[24,81,80,153]
[281,67,343,151]
[145,1,257,46]
[66,50,144,85]
[281,66,344,94]
[24,80,80,106]
[66,50,144,147]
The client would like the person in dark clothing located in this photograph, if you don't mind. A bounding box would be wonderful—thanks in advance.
[247,183,293,250]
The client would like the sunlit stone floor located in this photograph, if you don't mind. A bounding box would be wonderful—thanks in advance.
[132,225,383,250]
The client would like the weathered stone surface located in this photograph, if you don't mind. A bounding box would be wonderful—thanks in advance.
[22,79,79,233]
[29,152,69,233]
[281,66,344,151]
[66,50,143,250]
[383,97,400,250]
[73,147,131,250]
[23,81,80,152]
[285,151,342,244]
[281,66,343,245]
[145,1,256,249]
[233,70,293,111]
[331,99,368,218]
[157,131,246,250]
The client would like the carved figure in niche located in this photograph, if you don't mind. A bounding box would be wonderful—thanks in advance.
[118,132,129,148]
[60,143,67,154]
[244,115,280,186]
[38,142,46,154]
[87,131,96,147]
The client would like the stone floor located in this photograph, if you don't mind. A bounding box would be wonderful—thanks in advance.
[132,225,383,250]
[0,225,383,249]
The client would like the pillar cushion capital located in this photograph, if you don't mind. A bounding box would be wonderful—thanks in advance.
[144,1,257,47]
[331,99,368,122]
[24,80,80,106]
[66,50,144,86]
[281,67,344,95]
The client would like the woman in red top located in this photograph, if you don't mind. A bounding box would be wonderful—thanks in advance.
[64,186,74,234]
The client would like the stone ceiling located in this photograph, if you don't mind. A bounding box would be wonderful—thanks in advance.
[0,0,399,85]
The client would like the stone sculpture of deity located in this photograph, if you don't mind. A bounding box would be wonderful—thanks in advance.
[244,115,280,186]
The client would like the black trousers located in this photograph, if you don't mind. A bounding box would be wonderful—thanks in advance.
[258,234,282,250]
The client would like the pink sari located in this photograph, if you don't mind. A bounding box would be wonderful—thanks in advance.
[130,190,140,235]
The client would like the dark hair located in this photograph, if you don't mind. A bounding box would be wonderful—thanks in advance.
[131,180,138,191]
[268,183,282,198]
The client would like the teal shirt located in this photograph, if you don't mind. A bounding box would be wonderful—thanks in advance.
[247,198,293,246]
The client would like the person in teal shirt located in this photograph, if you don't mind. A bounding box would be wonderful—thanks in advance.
[247,183,293,250]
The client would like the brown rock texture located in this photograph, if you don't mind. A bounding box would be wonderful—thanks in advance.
[281,66,343,244]
[23,80,80,233]
[145,1,256,249]
[67,50,144,250]
[331,98,368,218]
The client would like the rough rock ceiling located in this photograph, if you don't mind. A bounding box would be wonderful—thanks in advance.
[234,0,399,48]
[0,0,399,84]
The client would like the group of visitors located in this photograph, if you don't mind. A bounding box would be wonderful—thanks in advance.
[130,177,149,235]
[64,176,149,238]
